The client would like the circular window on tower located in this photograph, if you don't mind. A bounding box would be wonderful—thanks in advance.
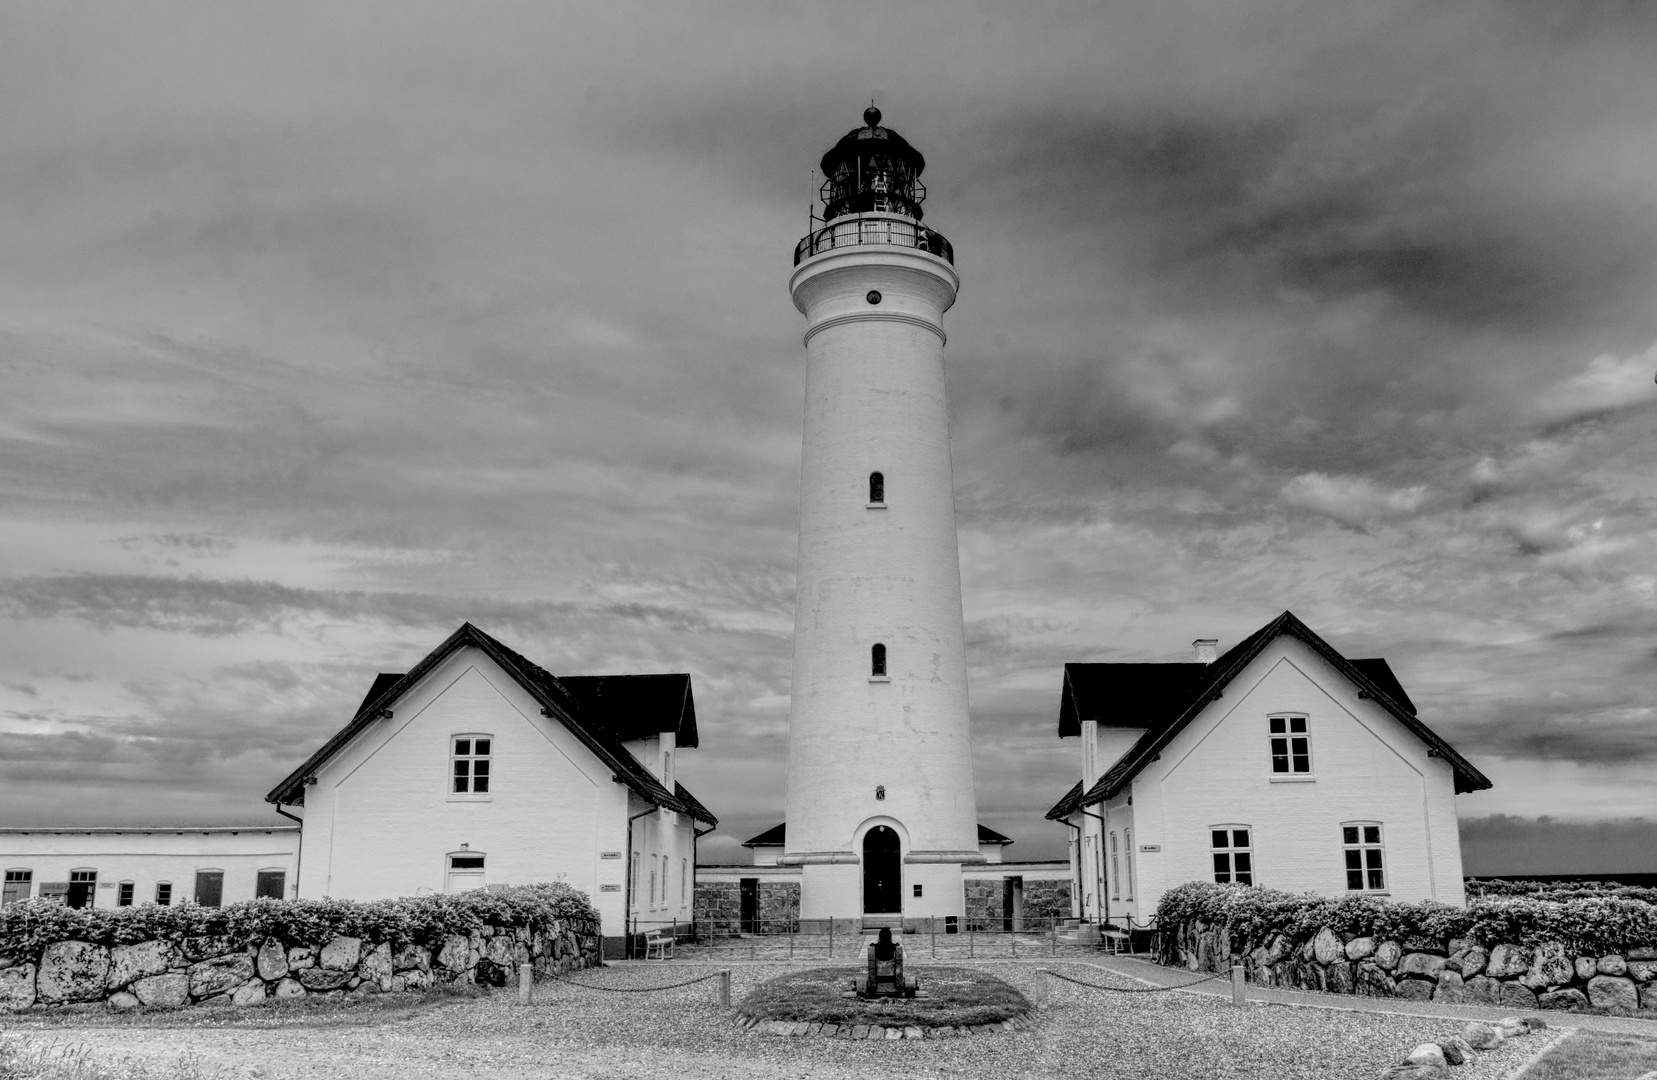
[866,290,882,305]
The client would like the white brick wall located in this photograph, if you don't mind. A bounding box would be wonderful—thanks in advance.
[0,828,297,908]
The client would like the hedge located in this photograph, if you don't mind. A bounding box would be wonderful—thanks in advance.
[0,883,597,963]
[1464,878,1657,905]
[1156,881,1657,956]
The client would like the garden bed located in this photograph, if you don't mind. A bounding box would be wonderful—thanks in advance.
[735,965,1028,1029]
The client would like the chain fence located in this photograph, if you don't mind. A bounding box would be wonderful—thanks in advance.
[1042,968,1226,994]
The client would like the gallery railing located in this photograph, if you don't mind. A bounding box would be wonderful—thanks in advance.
[794,215,954,266]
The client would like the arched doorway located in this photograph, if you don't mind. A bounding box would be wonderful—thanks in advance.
[862,826,902,914]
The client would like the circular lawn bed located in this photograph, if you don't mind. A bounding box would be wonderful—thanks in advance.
[736,966,1029,1030]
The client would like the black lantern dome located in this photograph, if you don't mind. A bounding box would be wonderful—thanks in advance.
[818,106,928,223]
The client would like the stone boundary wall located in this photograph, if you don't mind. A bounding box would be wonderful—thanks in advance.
[0,916,599,1013]
[693,881,800,934]
[1165,919,1657,1012]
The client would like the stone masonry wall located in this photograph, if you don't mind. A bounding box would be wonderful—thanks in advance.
[0,916,599,1013]
[964,880,1001,930]
[694,880,741,933]
[1022,879,1072,923]
[1167,919,1657,1012]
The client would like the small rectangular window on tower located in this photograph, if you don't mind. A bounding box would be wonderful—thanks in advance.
[868,471,885,505]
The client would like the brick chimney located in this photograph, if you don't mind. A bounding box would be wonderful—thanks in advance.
[1193,638,1218,664]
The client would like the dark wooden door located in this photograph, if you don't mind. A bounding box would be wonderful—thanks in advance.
[862,826,901,914]
[739,877,758,933]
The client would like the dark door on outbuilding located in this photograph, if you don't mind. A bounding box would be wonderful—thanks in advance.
[862,826,901,914]
[740,877,758,933]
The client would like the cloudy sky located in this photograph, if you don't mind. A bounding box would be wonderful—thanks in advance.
[1,1,1653,872]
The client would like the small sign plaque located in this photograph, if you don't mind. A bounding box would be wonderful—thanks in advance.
[599,851,622,859]
[98,881,115,889]
[599,884,621,893]
[1139,844,1160,852]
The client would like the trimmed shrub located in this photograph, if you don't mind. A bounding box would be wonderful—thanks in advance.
[1156,881,1657,957]
[1464,878,1657,905]
[0,883,597,963]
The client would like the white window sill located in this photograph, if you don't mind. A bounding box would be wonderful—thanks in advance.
[1349,890,1390,897]
[868,676,890,683]
[1269,775,1316,783]
[447,794,494,802]
[867,502,887,509]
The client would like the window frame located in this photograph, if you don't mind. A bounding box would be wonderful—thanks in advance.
[1268,714,1313,777]
[870,643,888,680]
[154,881,172,906]
[1109,832,1120,900]
[1342,822,1387,893]
[868,471,885,506]
[2,869,32,907]
[1123,827,1134,899]
[255,868,287,901]
[449,733,494,800]
[117,881,135,907]
[193,868,225,908]
[445,851,487,894]
[1210,824,1255,886]
[67,868,97,910]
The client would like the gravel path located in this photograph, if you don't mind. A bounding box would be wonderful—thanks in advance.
[2,962,1558,1080]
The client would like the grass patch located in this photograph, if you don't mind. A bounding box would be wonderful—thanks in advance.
[3,984,487,1031]
[0,1036,229,1080]
[737,966,1028,1028]
[1519,1029,1657,1080]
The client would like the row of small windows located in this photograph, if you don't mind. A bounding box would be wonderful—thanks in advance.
[1209,823,1387,892]
[629,853,690,909]
[1,869,286,908]
[1108,829,1134,900]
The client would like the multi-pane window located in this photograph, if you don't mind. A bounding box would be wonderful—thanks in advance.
[452,736,492,795]
[67,870,97,909]
[2,870,31,906]
[154,881,172,906]
[1109,833,1120,899]
[1269,716,1311,774]
[255,870,286,900]
[117,882,135,907]
[1211,826,1254,885]
[1343,824,1386,891]
[871,643,887,677]
[869,472,885,504]
[1124,828,1134,898]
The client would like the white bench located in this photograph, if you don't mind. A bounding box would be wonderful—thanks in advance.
[644,929,674,960]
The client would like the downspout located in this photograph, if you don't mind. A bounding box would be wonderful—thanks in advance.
[625,803,655,959]
[1057,817,1083,921]
[1080,806,1109,930]
[274,803,302,900]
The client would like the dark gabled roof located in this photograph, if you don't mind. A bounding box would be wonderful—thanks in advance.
[977,824,1014,846]
[265,623,717,824]
[1058,663,1213,737]
[1044,780,1085,821]
[558,674,698,748]
[743,823,787,847]
[1058,611,1489,811]
[355,673,403,716]
[674,782,717,829]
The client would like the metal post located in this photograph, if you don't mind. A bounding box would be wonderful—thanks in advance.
[1033,967,1049,1008]
[789,923,794,959]
[716,969,731,1007]
[1230,964,1246,1007]
[970,928,975,959]
[828,919,833,958]
[931,918,936,959]
[1051,920,1057,956]
[1012,931,1018,958]
[517,962,532,1006]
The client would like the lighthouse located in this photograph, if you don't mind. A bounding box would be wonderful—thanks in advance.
[781,107,982,925]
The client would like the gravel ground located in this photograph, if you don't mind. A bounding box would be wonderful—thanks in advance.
[1,961,1559,1080]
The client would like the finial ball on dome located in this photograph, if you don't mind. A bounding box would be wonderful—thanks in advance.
[864,105,882,127]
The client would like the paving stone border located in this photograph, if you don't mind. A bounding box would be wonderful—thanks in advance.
[732,1010,1034,1039]
[1378,1016,1551,1079]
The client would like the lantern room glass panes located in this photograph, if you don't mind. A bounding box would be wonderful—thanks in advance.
[452,736,492,795]
[1269,716,1311,773]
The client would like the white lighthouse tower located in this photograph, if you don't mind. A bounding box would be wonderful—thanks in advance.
[781,107,982,925]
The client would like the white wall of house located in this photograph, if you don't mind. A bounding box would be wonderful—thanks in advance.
[1101,635,1465,920]
[294,645,692,938]
[0,828,298,909]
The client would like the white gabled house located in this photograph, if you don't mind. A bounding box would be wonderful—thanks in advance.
[1046,611,1491,932]
[265,623,717,956]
